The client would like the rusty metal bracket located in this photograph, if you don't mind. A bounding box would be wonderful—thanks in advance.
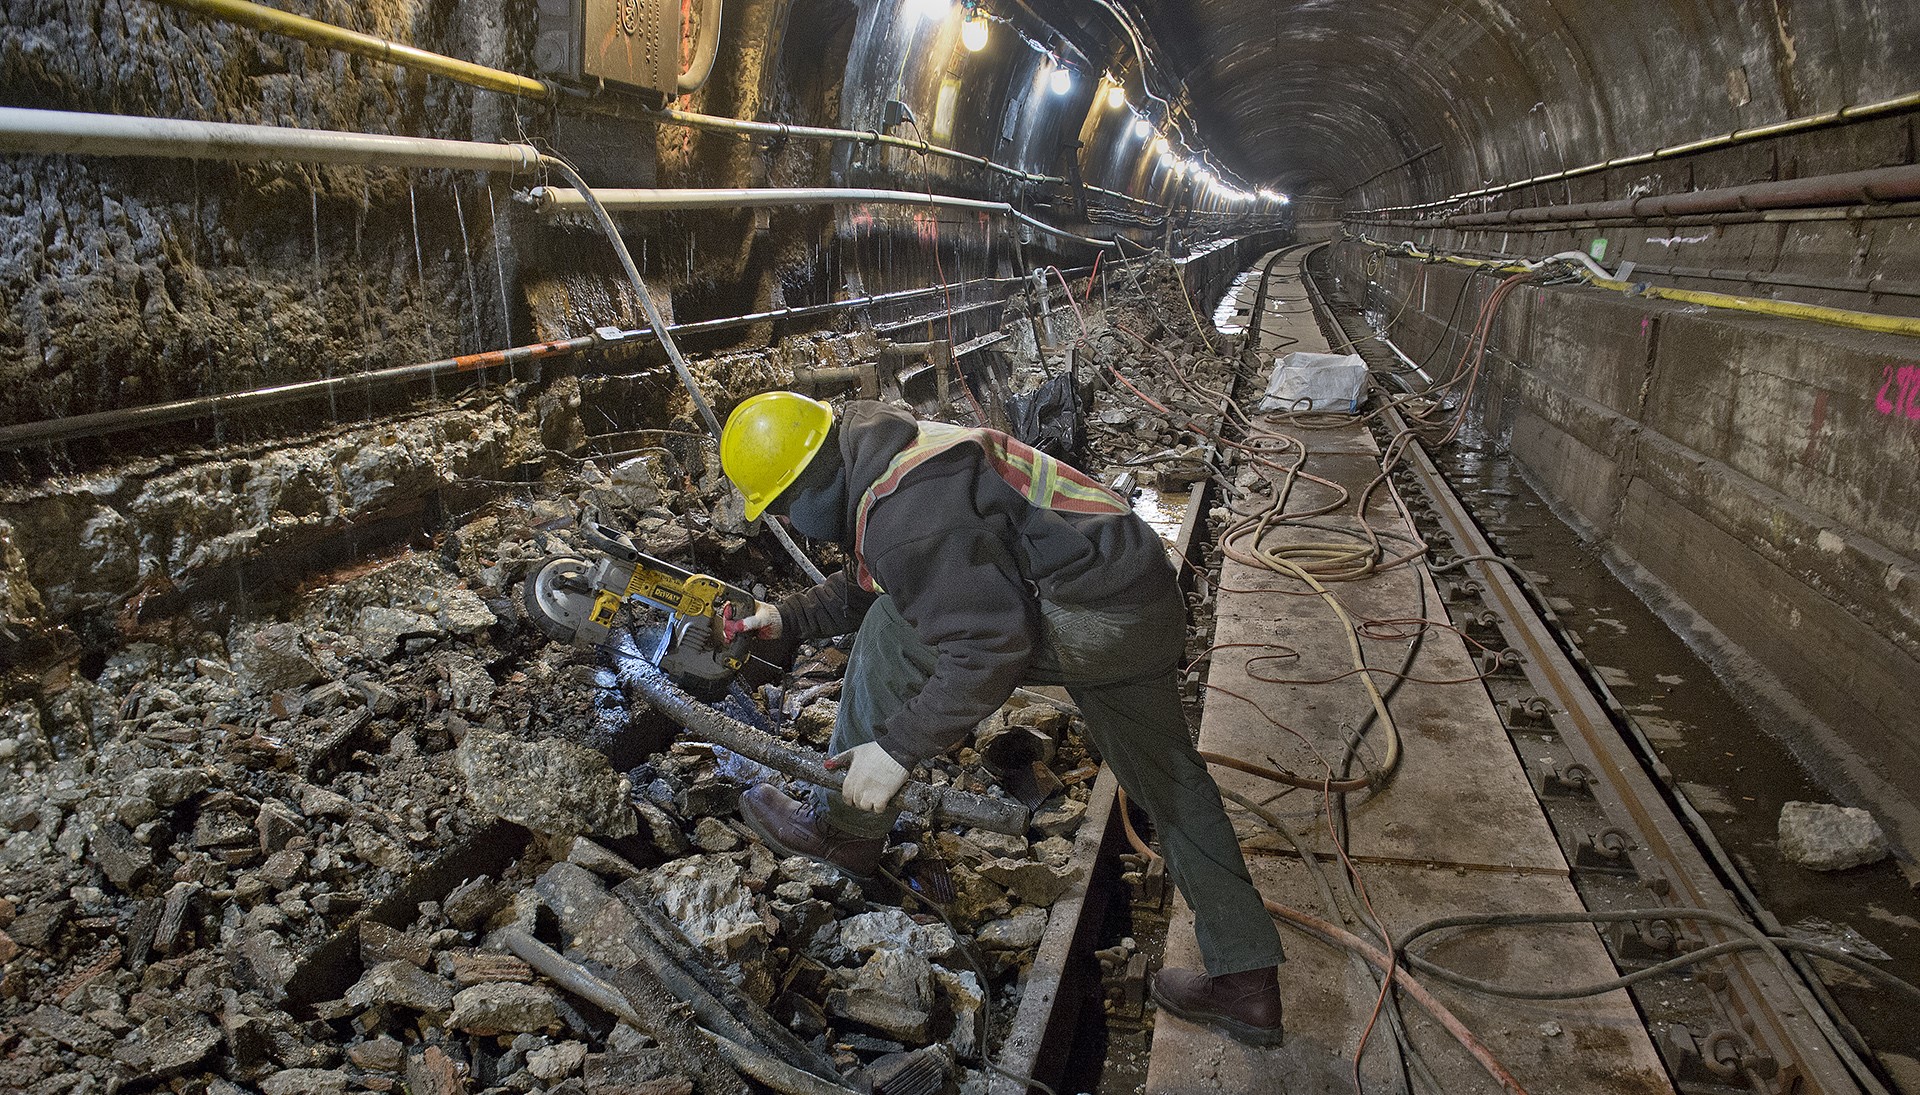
[1540,761,1595,799]
[1574,827,1639,875]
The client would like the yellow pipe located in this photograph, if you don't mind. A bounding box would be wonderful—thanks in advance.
[1356,236,1920,340]
[159,0,554,102]
[1606,279,1920,339]
[154,0,1087,191]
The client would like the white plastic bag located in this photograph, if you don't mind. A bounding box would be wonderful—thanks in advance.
[1256,351,1370,414]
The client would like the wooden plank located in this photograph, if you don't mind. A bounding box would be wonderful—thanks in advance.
[1145,859,1672,1095]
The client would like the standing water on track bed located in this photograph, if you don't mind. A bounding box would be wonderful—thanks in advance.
[1436,436,1920,1062]
[1131,485,1188,550]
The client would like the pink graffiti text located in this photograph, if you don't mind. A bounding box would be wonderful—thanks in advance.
[1874,364,1920,421]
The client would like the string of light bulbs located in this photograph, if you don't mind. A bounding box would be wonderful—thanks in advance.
[900,0,1291,209]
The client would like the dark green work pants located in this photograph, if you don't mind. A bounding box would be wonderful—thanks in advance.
[819,589,1287,976]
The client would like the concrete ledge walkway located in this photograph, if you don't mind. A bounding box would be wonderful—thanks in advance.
[1142,251,1671,1094]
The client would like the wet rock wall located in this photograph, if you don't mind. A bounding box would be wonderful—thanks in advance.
[0,387,571,646]
[0,0,528,437]
[0,0,1188,662]
[1328,238,1920,856]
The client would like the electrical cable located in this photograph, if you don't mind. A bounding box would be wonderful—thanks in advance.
[1309,242,1903,1093]
[1109,246,1464,1090]
[544,152,828,584]
[1352,234,1920,340]
[1397,909,1920,1005]
[1115,790,1532,1095]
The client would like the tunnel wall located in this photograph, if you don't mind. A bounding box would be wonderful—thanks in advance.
[1328,238,1920,851]
[0,0,1282,678]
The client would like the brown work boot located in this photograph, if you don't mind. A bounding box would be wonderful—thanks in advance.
[738,784,884,880]
[1151,965,1285,1047]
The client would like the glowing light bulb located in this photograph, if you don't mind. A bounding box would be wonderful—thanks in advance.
[1131,117,1150,139]
[1151,134,1169,155]
[1049,65,1072,95]
[961,9,990,50]
[1277,193,1290,204]
[1106,84,1125,110]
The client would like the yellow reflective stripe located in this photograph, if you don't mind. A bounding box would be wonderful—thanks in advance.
[852,423,1129,591]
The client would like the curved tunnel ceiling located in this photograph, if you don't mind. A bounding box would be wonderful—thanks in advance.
[1098,0,1920,206]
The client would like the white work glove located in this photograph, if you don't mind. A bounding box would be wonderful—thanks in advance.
[724,599,783,640]
[743,600,782,638]
[830,741,910,813]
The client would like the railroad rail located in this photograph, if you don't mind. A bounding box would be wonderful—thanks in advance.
[1302,247,1882,1094]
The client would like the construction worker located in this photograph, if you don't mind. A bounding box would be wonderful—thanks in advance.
[720,391,1287,1047]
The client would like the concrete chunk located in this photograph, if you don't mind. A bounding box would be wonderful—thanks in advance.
[450,982,560,1035]
[975,906,1048,951]
[260,1068,351,1095]
[25,1003,115,1055]
[826,949,934,1043]
[455,727,636,840]
[344,960,454,1016]
[835,908,959,961]
[1779,801,1890,871]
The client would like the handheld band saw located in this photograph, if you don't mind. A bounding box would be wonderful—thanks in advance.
[523,521,757,699]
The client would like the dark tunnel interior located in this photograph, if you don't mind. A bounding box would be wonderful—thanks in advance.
[1,3,1918,1093]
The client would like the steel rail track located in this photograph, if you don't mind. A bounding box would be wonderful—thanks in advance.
[1295,246,1876,1094]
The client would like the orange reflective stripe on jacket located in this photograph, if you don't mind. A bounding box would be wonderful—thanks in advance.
[852,422,1130,592]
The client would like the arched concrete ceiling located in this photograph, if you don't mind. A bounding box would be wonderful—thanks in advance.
[1115,0,1920,205]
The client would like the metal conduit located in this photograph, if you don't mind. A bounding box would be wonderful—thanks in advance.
[645,105,1065,187]
[0,260,1120,451]
[150,0,1229,216]
[0,337,590,450]
[149,0,1076,189]
[526,185,1127,249]
[1362,88,1920,215]
[154,0,555,100]
[1386,162,1920,227]
[0,106,542,173]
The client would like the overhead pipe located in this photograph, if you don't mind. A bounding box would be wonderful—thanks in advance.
[1363,88,1920,215]
[640,106,1066,187]
[1355,235,1920,341]
[1394,162,1920,228]
[0,105,542,174]
[525,184,1126,249]
[150,0,1076,189]
[153,0,556,101]
[676,0,723,94]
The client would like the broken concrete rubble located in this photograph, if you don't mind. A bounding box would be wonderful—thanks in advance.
[455,725,636,840]
[0,276,1174,1095]
[828,948,937,1042]
[639,853,769,963]
[450,982,561,1035]
[1779,800,1891,871]
[342,959,454,1017]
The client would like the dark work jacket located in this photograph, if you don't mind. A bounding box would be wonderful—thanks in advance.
[776,401,1176,767]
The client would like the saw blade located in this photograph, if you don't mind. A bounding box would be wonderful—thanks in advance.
[523,555,598,644]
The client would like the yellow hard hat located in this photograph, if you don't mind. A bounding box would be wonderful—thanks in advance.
[721,391,834,520]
